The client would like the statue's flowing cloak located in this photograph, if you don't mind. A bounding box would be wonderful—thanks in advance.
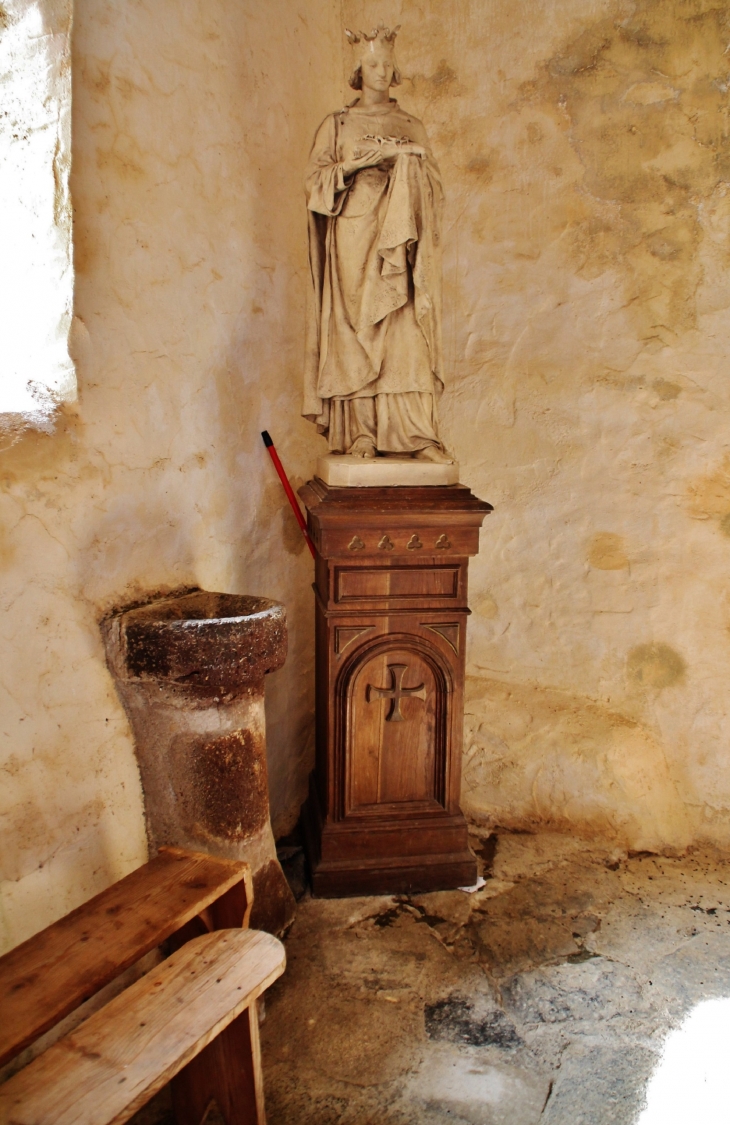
[303,101,444,435]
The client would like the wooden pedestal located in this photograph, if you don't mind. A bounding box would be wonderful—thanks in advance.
[299,478,492,897]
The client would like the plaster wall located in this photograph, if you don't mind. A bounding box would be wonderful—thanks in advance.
[0,0,343,953]
[343,0,730,852]
[3,0,730,955]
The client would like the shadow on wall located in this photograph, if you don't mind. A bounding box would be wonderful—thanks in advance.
[463,676,691,853]
[0,813,129,953]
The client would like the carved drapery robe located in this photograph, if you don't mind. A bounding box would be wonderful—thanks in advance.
[303,99,445,453]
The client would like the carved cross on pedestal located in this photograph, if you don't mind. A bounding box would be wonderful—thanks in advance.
[366,663,427,722]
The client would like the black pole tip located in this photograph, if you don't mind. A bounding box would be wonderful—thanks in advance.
[261,430,273,447]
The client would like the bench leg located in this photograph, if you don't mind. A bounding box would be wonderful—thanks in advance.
[171,1004,266,1125]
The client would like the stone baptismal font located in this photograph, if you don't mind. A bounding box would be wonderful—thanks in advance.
[300,25,492,895]
[103,592,295,935]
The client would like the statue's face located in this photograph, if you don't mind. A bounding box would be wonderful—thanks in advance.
[360,42,395,93]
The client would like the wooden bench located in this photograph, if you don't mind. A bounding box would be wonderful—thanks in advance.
[0,848,286,1125]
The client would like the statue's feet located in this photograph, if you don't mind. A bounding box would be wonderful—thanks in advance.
[347,438,377,459]
[414,445,454,464]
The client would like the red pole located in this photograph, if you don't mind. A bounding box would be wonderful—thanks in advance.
[261,431,316,559]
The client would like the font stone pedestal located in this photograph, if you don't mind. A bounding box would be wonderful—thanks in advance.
[102,591,296,935]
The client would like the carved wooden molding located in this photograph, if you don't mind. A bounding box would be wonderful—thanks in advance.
[424,623,460,654]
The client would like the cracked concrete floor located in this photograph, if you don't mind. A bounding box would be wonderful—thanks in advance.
[260,832,730,1124]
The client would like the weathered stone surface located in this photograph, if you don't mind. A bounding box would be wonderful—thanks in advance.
[173,729,270,839]
[425,995,523,1049]
[541,1044,659,1125]
[119,592,286,695]
[253,832,730,1125]
[250,858,299,937]
[103,591,295,935]
[405,1045,550,1125]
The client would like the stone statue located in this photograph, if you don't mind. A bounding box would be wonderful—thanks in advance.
[303,24,452,463]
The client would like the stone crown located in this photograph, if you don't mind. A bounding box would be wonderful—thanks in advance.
[345,22,400,46]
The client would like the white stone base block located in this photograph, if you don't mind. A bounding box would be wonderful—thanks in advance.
[316,454,459,487]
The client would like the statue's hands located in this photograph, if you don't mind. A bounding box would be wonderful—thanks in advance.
[378,140,426,160]
[341,135,427,177]
[341,147,385,177]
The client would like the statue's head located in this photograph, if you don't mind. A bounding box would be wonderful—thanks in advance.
[346,23,402,91]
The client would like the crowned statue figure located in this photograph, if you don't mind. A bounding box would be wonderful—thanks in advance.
[302,24,452,463]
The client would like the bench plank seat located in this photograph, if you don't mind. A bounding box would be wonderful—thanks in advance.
[0,849,252,1068]
[0,929,285,1125]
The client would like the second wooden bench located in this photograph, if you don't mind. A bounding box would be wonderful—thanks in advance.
[0,847,286,1125]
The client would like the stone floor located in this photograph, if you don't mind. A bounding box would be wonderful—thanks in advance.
[260,831,730,1124]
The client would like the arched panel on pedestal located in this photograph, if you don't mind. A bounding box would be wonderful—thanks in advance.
[335,635,453,819]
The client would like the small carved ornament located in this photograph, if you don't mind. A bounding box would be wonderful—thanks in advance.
[406,534,423,551]
[425,623,460,654]
[345,22,400,45]
[348,535,366,551]
[366,663,427,722]
[335,625,374,654]
[435,534,452,550]
[378,535,395,551]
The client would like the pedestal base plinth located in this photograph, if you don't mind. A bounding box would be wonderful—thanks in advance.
[317,454,459,488]
[299,478,492,898]
[302,774,476,896]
